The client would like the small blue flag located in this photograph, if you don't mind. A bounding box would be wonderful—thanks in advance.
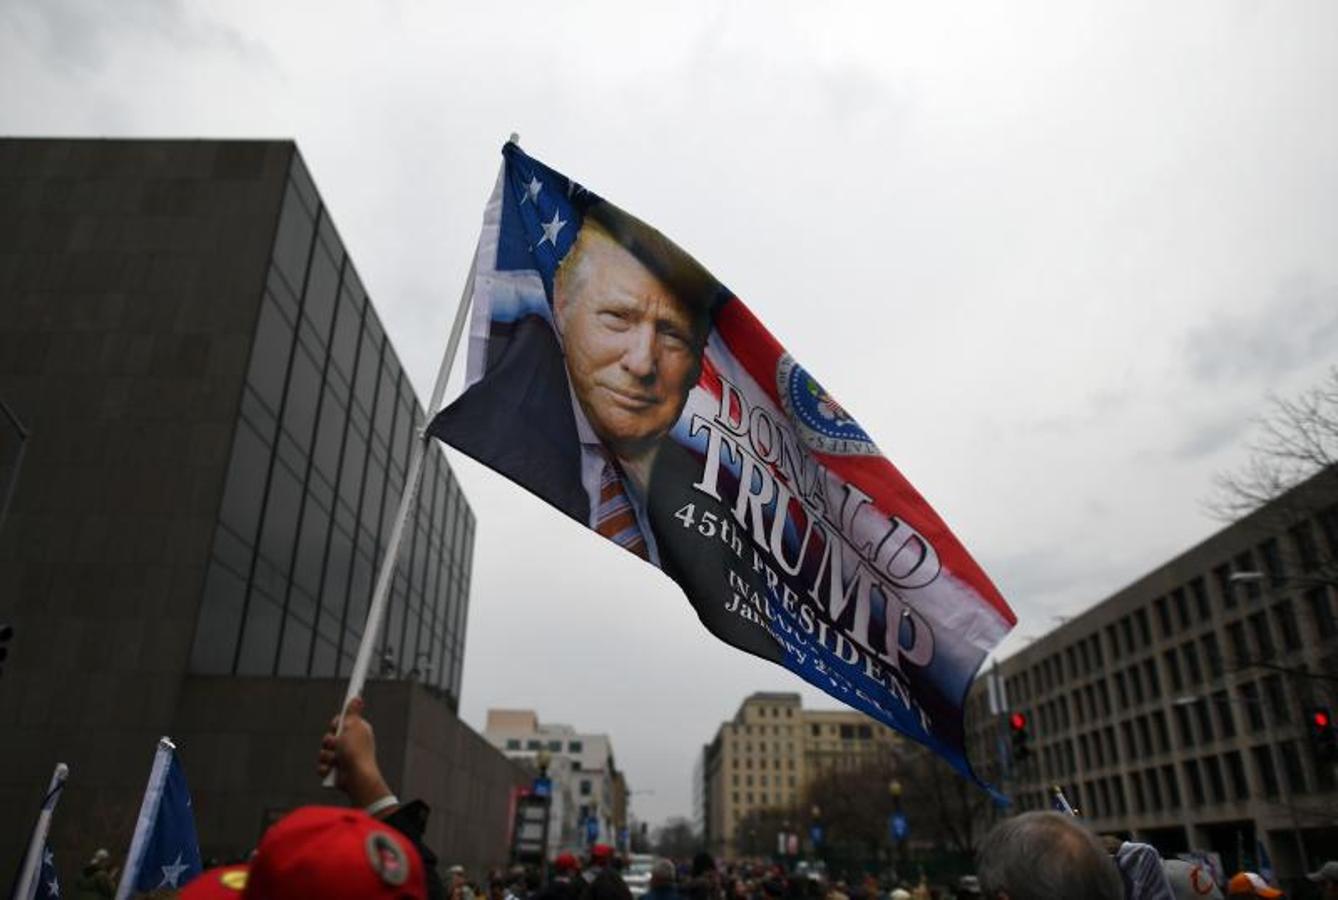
[135,752,202,892]
[118,741,202,898]
[37,841,60,899]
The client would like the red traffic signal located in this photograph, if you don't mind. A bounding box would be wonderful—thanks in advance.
[1314,710,1331,730]
[1010,712,1028,732]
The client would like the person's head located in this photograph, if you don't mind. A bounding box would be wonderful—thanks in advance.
[589,844,615,869]
[555,853,580,878]
[1309,861,1338,899]
[1226,872,1282,899]
[652,860,677,889]
[179,806,426,899]
[553,204,717,459]
[975,811,1122,900]
[90,848,111,869]
[449,865,467,890]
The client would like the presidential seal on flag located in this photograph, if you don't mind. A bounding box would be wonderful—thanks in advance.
[776,354,879,456]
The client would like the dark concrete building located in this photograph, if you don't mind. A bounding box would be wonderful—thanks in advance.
[0,139,524,882]
[965,468,1338,891]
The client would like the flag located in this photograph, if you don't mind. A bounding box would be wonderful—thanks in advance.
[35,842,59,900]
[116,740,202,900]
[13,763,68,900]
[430,142,1016,789]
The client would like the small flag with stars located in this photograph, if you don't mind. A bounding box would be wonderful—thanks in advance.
[36,841,60,899]
[429,141,1016,796]
[115,738,202,900]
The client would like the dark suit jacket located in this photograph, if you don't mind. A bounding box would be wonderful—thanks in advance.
[428,316,590,525]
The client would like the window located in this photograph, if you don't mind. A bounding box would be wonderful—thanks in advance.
[1144,659,1161,699]
[1202,756,1225,804]
[548,740,562,752]
[1213,691,1236,738]
[1173,589,1191,629]
[1193,698,1214,743]
[1182,760,1205,805]
[1182,642,1203,684]
[1153,711,1170,753]
[1163,764,1182,807]
[1272,600,1301,651]
[1154,597,1172,635]
[1309,587,1337,639]
[505,739,520,750]
[569,741,583,753]
[1114,672,1129,709]
[1200,634,1223,679]
[1146,767,1164,808]
[1290,521,1319,571]
[1235,552,1262,601]
[1130,771,1146,813]
[1225,751,1249,799]
[1280,741,1307,793]
[1174,705,1195,747]
[527,740,541,750]
[1249,613,1275,659]
[1214,563,1236,609]
[1240,682,1265,730]
[1252,746,1279,797]
[1258,538,1285,587]
[1263,675,1290,723]
[1190,578,1210,620]
[1164,650,1183,692]
[1227,622,1249,666]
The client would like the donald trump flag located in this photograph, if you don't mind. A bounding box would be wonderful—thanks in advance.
[430,142,1016,789]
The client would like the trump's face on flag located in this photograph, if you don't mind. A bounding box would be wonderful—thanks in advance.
[554,220,705,458]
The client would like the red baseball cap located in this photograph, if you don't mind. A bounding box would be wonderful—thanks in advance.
[590,844,614,862]
[181,807,426,900]
[1226,872,1282,899]
[555,853,580,873]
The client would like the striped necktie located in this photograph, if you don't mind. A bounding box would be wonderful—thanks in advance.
[595,455,649,560]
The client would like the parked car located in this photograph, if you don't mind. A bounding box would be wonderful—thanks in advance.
[623,854,656,898]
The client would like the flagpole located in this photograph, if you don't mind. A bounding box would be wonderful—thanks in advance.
[115,738,174,900]
[322,136,514,786]
[13,762,68,900]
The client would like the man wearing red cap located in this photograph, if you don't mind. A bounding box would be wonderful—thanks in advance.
[583,844,632,900]
[1226,872,1284,899]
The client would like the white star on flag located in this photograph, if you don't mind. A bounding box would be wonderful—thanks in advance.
[46,878,60,898]
[521,175,542,205]
[538,209,566,247]
[158,853,190,888]
[44,848,54,867]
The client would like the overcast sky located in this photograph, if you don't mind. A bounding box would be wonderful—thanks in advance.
[4,0,1336,828]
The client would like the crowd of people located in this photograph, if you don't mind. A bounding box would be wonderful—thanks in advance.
[62,698,1335,900]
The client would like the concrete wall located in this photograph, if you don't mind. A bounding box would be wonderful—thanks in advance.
[0,138,289,876]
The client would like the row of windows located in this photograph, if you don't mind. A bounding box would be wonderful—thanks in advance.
[1017,739,1330,819]
[730,756,798,771]
[1020,593,1334,739]
[505,738,585,754]
[728,787,799,811]
[1024,675,1304,782]
[732,773,799,788]
[1008,509,1338,705]
[190,153,473,700]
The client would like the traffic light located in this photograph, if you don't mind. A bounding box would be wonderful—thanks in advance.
[0,623,11,677]
[1009,711,1031,762]
[1307,706,1337,763]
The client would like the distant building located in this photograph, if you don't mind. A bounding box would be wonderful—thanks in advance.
[965,468,1338,887]
[484,709,630,854]
[0,138,524,878]
[701,692,902,857]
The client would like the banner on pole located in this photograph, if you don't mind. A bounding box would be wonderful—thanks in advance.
[116,740,202,899]
[430,142,1016,788]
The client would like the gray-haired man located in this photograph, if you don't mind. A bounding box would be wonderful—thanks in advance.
[976,812,1123,900]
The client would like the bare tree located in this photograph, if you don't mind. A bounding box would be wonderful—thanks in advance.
[1209,365,1338,522]
[652,817,701,859]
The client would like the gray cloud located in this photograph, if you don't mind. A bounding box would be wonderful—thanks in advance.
[1183,273,1338,386]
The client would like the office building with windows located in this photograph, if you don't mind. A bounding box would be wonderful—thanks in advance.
[483,709,630,855]
[0,138,523,878]
[701,692,902,857]
[965,468,1338,889]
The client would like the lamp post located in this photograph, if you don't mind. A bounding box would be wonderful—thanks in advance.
[810,804,823,868]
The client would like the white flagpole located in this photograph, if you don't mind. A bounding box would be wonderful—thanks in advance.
[323,135,517,786]
[14,762,69,900]
[115,738,175,900]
